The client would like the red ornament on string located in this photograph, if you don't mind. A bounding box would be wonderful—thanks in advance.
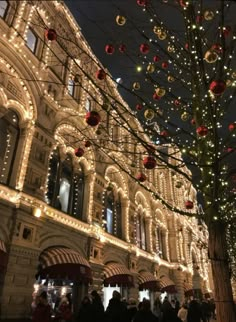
[140,43,150,54]
[96,69,106,80]
[119,44,126,53]
[45,29,57,41]
[105,44,115,55]
[136,104,143,111]
[174,99,181,106]
[153,55,160,62]
[84,141,91,148]
[196,15,204,23]
[228,123,236,132]
[137,0,148,6]
[211,43,223,54]
[153,93,161,100]
[136,173,147,182]
[162,61,168,69]
[209,80,226,95]
[185,43,189,50]
[223,26,231,37]
[143,156,157,169]
[196,126,208,136]
[85,111,101,127]
[160,130,169,137]
[74,148,84,157]
[191,119,196,125]
[185,200,193,209]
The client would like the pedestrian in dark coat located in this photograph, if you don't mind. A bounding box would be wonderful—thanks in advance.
[187,299,202,322]
[162,297,178,322]
[32,291,51,322]
[133,299,158,322]
[90,290,105,322]
[105,290,128,322]
[126,298,138,322]
[77,296,92,322]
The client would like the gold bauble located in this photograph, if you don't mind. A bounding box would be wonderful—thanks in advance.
[153,26,161,35]
[155,87,166,97]
[144,109,155,120]
[204,10,214,21]
[167,45,175,53]
[147,63,155,73]
[204,50,218,63]
[226,79,232,87]
[167,75,175,82]
[231,72,236,79]
[181,112,190,121]
[158,31,167,40]
[133,82,140,90]
[116,15,126,26]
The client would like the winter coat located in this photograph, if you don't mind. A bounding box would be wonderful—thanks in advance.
[77,302,93,322]
[90,299,105,322]
[32,303,51,322]
[105,298,128,322]
[133,309,159,322]
[55,303,72,321]
[187,300,202,322]
[126,305,138,322]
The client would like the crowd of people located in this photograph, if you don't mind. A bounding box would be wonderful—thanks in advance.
[31,289,216,322]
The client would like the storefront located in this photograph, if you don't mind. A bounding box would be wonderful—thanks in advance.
[34,246,92,314]
[159,275,177,300]
[138,271,161,308]
[103,262,134,309]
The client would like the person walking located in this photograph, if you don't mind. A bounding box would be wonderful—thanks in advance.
[32,291,51,322]
[177,304,188,322]
[126,298,137,322]
[55,297,72,321]
[105,290,128,322]
[187,299,202,322]
[133,299,158,322]
[90,290,105,322]
[77,296,92,322]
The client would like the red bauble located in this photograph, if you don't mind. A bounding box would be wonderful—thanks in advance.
[185,43,189,50]
[119,44,126,53]
[74,148,84,157]
[160,130,169,137]
[223,26,231,37]
[143,156,157,169]
[105,44,115,55]
[227,147,234,153]
[191,119,196,125]
[96,69,106,80]
[153,55,160,62]
[196,15,204,23]
[211,43,223,54]
[137,0,148,6]
[162,61,168,69]
[136,104,143,111]
[84,140,91,148]
[174,99,181,106]
[179,0,187,7]
[136,172,147,182]
[209,80,226,95]
[196,126,208,136]
[140,43,150,54]
[45,29,57,41]
[85,111,101,127]
[153,93,161,100]
[228,123,236,132]
[185,200,193,209]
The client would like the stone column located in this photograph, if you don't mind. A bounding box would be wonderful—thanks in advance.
[172,269,185,304]
[127,252,139,303]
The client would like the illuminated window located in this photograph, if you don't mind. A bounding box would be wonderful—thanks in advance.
[0,1,8,18]
[104,188,122,238]
[85,98,91,111]
[68,79,75,96]
[136,212,147,250]
[26,28,37,53]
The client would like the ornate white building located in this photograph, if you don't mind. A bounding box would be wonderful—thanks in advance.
[0,1,211,319]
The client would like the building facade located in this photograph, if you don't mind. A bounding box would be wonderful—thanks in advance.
[0,1,211,319]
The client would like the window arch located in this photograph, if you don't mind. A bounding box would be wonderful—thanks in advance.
[136,210,147,250]
[46,149,85,220]
[0,109,20,186]
[0,1,9,19]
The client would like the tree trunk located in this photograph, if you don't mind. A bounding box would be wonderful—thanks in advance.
[208,222,236,322]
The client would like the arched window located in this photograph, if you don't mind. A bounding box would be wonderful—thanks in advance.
[85,98,91,111]
[46,149,85,220]
[68,79,75,97]
[26,28,38,53]
[0,1,9,19]
[136,211,147,250]
[157,227,167,260]
[0,109,19,186]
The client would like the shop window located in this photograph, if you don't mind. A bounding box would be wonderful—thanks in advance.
[0,1,8,19]
[68,79,75,97]
[26,28,38,53]
[0,109,19,186]
[46,150,85,220]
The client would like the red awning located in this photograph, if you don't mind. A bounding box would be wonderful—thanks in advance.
[160,275,177,294]
[138,271,161,291]
[38,247,92,284]
[0,239,7,273]
[104,262,134,287]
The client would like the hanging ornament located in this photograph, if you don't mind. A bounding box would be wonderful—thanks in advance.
[143,156,156,169]
[144,109,155,120]
[196,15,204,23]
[153,93,161,100]
[116,15,126,26]
[162,61,168,69]
[158,31,167,40]
[136,173,147,182]
[228,123,236,132]
[211,43,223,54]
[119,44,126,53]
[85,111,101,127]
[196,126,208,137]
[191,119,196,125]
[84,141,91,148]
[137,0,148,6]
[167,45,175,53]
[209,80,226,96]
[185,200,193,209]
[174,99,181,106]
[185,43,189,50]
[153,26,162,35]
[153,55,160,62]
[167,75,175,82]
[105,44,115,55]
[155,87,166,97]
[181,112,190,121]
[45,29,57,41]
[179,0,188,8]
[204,50,218,63]
[231,72,236,79]
[204,10,214,21]
[74,148,84,157]
[140,43,150,54]
[133,82,141,90]
[147,63,155,73]
[226,80,232,87]
[223,26,231,37]
[96,69,106,80]
[160,130,169,137]
[136,103,143,111]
